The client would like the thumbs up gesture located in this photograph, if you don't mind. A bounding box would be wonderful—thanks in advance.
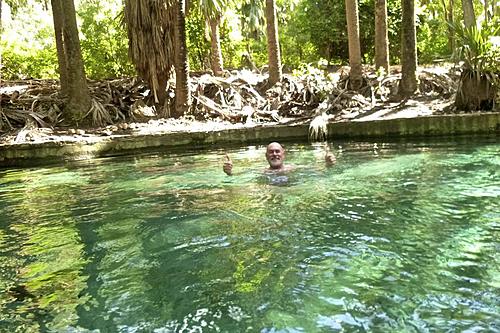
[325,145,336,166]
[223,153,233,175]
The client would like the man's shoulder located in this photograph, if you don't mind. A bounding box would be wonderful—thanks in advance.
[264,164,296,173]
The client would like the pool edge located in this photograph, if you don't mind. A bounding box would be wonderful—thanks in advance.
[1,113,499,167]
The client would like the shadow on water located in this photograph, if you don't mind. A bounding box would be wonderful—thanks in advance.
[0,136,498,332]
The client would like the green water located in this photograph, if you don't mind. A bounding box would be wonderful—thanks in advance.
[0,138,499,332]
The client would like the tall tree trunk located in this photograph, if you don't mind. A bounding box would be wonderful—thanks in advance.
[345,0,363,90]
[461,0,476,27]
[374,0,389,73]
[484,0,489,22]
[0,0,3,85]
[125,0,175,111]
[265,0,282,85]
[51,0,69,96]
[60,0,91,123]
[445,0,455,52]
[209,15,224,76]
[174,0,191,117]
[398,0,418,97]
[441,0,455,52]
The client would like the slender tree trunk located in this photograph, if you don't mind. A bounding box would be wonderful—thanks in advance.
[484,0,489,22]
[209,15,224,76]
[174,0,191,117]
[441,0,455,52]
[461,0,476,28]
[0,0,3,110]
[345,0,363,90]
[265,0,282,85]
[374,0,389,73]
[51,0,69,96]
[398,0,418,97]
[447,0,455,52]
[60,0,91,123]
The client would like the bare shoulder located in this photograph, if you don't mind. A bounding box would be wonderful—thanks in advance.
[264,164,296,174]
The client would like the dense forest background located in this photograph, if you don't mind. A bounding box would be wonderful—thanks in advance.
[0,0,498,131]
[1,0,497,80]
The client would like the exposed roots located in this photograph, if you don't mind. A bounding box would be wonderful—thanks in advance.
[1,66,462,135]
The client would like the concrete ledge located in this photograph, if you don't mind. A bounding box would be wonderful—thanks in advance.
[1,113,499,167]
[330,112,500,137]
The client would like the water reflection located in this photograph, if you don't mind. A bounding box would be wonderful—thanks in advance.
[0,139,498,332]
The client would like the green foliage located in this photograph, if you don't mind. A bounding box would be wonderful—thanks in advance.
[186,8,210,71]
[2,0,492,80]
[239,0,265,40]
[453,20,500,74]
[1,41,58,79]
[278,0,402,67]
[78,0,134,79]
[3,0,30,16]
[0,3,57,79]
[1,0,133,80]
[417,18,449,63]
[386,0,402,64]
[220,19,244,69]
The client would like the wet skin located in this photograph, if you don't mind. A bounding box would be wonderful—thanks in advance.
[223,142,335,176]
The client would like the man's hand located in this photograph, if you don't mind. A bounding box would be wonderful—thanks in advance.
[325,145,336,166]
[223,154,233,175]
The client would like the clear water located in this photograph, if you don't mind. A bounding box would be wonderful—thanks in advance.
[0,137,499,332]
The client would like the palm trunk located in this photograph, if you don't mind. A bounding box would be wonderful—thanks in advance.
[446,0,455,52]
[174,0,191,117]
[209,15,224,76]
[0,0,3,89]
[461,0,476,28]
[374,0,389,73]
[398,0,418,97]
[51,0,69,96]
[484,0,489,22]
[265,0,282,85]
[345,0,363,90]
[60,0,91,123]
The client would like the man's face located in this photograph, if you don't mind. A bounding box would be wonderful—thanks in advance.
[265,143,285,169]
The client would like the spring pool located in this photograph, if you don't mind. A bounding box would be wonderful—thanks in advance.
[0,137,499,332]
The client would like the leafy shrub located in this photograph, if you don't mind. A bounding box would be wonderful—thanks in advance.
[78,0,134,79]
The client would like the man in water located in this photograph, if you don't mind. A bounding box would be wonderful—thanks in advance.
[223,142,336,176]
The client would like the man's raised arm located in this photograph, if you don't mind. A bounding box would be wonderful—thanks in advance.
[223,154,233,176]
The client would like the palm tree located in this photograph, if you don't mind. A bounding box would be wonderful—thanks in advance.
[443,0,455,52]
[483,0,489,22]
[398,0,418,97]
[174,0,191,116]
[265,0,282,85]
[51,0,68,96]
[374,0,389,73]
[51,0,91,123]
[345,0,363,90]
[239,0,264,70]
[199,0,228,76]
[124,0,175,111]
[461,0,476,28]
